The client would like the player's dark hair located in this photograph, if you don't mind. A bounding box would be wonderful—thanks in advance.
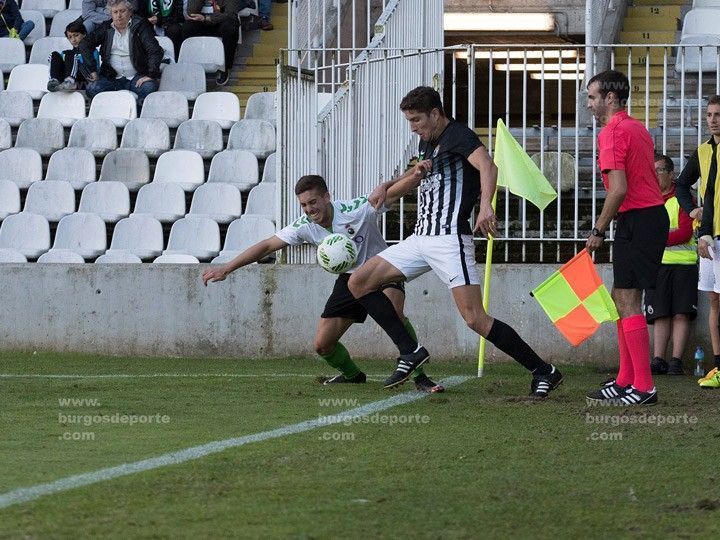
[653,153,674,172]
[587,70,630,105]
[65,20,87,36]
[294,175,328,195]
[399,86,446,116]
[708,95,720,107]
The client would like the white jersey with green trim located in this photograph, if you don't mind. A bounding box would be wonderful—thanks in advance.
[275,196,388,272]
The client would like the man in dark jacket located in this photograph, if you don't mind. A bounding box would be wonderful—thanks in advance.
[0,0,35,40]
[185,0,240,85]
[137,0,184,61]
[81,0,163,107]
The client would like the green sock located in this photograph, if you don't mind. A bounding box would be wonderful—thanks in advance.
[320,342,361,378]
[403,318,426,379]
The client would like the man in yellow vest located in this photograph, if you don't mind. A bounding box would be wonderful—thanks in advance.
[644,154,698,376]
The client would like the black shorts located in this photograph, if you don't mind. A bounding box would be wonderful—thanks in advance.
[321,273,405,323]
[644,264,698,323]
[613,205,669,290]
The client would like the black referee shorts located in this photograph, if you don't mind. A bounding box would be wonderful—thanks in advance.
[644,264,698,323]
[613,205,669,290]
[321,273,405,322]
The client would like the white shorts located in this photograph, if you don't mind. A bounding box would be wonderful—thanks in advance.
[698,240,720,293]
[377,234,481,289]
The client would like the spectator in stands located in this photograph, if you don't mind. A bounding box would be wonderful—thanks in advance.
[185,0,240,86]
[82,0,111,33]
[0,0,35,40]
[138,0,184,61]
[47,21,100,92]
[82,0,163,108]
[257,0,272,30]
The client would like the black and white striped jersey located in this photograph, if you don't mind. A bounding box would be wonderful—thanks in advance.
[414,120,484,236]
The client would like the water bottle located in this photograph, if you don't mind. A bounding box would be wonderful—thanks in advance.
[695,346,705,377]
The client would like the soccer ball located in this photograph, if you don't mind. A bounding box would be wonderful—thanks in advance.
[317,233,358,274]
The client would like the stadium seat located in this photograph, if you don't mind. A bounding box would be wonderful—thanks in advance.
[189,183,242,223]
[67,118,118,157]
[95,250,142,263]
[78,181,130,223]
[0,147,43,188]
[207,149,259,191]
[0,69,3,91]
[0,90,33,127]
[0,118,10,150]
[173,119,223,158]
[68,0,82,8]
[37,91,86,127]
[7,64,49,99]
[45,148,96,190]
[213,215,275,263]
[0,179,21,220]
[49,10,82,37]
[37,249,85,263]
[244,91,276,125]
[675,35,720,73]
[153,150,204,191]
[15,117,65,156]
[227,119,276,159]
[99,149,150,191]
[156,36,175,66]
[244,182,276,221]
[159,63,206,100]
[108,215,164,260]
[177,37,225,73]
[0,38,26,72]
[132,182,186,223]
[191,92,240,129]
[53,212,107,259]
[262,152,276,183]
[163,216,220,260]
[20,0,66,18]
[89,90,137,127]
[153,253,199,264]
[120,118,171,157]
[0,248,27,262]
[0,212,50,259]
[29,37,71,65]
[24,180,75,221]
[19,10,46,46]
[681,8,720,38]
[140,91,188,127]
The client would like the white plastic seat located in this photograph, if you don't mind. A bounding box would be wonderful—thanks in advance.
[675,35,720,73]
[109,215,164,260]
[0,38,26,72]
[189,183,242,223]
[20,0,66,18]
[192,92,240,129]
[69,0,83,8]
[140,91,188,127]
[163,216,220,260]
[89,90,137,127]
[46,148,96,190]
[68,118,118,157]
[0,212,50,258]
[173,119,223,158]
[99,149,150,191]
[244,182,276,221]
[0,69,3,90]
[0,90,33,127]
[682,8,720,38]
[694,0,720,6]
[15,117,65,156]
[37,91,86,127]
[37,249,85,263]
[0,148,43,189]
[262,152,276,183]
[178,37,224,73]
[153,253,199,264]
[49,10,83,37]
[133,182,186,223]
[0,118,10,149]
[53,212,107,259]
[244,91,276,126]
[79,181,131,223]
[156,36,175,66]
[207,149,258,191]
[7,64,49,100]
[120,118,170,157]
[227,119,276,159]
[0,179,21,219]
[153,150,204,191]
[29,37,71,65]
[19,10,46,46]
[24,180,75,221]
[159,63,206,100]
[0,248,27,262]
[95,251,142,263]
[213,215,275,263]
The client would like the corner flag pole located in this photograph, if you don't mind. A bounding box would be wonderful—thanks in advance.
[477,189,498,377]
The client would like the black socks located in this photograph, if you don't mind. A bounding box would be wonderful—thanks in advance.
[486,319,551,374]
[355,291,417,354]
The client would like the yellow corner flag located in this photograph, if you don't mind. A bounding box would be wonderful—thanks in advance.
[494,119,558,211]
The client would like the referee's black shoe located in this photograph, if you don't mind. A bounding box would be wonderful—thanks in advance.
[585,378,630,403]
[651,357,669,375]
[322,372,367,384]
[529,365,563,398]
[384,346,430,388]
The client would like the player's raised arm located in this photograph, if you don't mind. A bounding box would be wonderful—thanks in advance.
[467,146,498,237]
[380,159,433,207]
[202,235,289,285]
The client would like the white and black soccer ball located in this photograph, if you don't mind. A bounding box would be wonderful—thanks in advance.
[316,233,358,274]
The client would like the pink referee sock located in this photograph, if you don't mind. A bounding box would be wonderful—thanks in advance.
[621,314,654,392]
[615,320,634,387]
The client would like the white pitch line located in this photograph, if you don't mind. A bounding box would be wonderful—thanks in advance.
[0,375,470,510]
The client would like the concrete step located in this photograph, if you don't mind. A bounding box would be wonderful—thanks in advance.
[619,30,678,44]
[623,16,679,32]
[627,5,683,18]
[616,45,675,63]
[632,0,686,5]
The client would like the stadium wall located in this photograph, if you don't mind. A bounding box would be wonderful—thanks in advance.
[0,264,709,364]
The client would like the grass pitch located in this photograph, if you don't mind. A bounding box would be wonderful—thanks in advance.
[1,352,720,538]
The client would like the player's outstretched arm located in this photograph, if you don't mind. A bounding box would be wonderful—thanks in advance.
[468,146,498,237]
[202,235,289,285]
[381,159,433,207]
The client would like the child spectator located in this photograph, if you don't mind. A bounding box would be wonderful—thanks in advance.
[47,21,99,92]
[0,0,35,40]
